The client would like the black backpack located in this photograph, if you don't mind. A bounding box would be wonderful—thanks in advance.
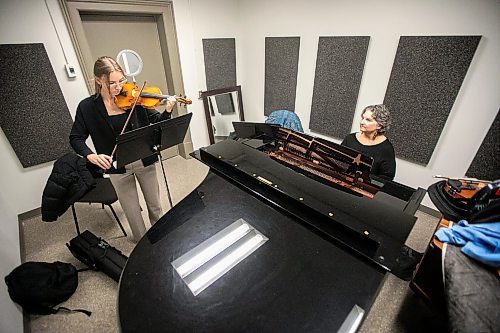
[4,261,91,316]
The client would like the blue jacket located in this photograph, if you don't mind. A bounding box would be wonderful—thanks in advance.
[435,220,500,268]
[265,110,304,132]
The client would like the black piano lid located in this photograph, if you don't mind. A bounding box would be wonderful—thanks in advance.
[120,171,387,332]
[193,139,426,272]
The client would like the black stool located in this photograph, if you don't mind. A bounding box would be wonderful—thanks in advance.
[71,178,127,237]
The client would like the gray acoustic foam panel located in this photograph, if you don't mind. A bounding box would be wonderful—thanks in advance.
[0,43,73,168]
[383,36,481,165]
[202,38,236,115]
[309,36,370,139]
[466,109,500,181]
[264,37,300,116]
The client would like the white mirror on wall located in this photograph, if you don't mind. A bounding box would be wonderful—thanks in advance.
[200,86,244,144]
[116,49,143,81]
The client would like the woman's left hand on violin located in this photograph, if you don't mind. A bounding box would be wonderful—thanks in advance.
[164,96,176,113]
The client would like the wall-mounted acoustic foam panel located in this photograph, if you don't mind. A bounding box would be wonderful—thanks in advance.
[0,43,73,168]
[202,38,237,115]
[383,36,481,165]
[309,36,370,139]
[264,37,300,116]
[466,109,500,181]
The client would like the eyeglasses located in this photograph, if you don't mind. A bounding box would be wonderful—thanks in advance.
[110,78,127,87]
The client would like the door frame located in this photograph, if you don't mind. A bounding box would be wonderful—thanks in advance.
[59,0,193,157]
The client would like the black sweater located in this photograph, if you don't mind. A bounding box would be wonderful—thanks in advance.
[341,133,396,180]
[69,95,171,173]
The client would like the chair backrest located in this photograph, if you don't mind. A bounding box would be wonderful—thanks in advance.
[265,110,304,133]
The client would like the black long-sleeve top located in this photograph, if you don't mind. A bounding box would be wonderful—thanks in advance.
[341,133,396,180]
[69,95,171,173]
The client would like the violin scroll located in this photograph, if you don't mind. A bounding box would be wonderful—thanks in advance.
[174,95,192,107]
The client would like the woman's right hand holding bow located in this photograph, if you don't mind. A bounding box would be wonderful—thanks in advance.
[87,153,113,170]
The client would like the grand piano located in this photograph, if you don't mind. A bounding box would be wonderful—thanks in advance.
[118,123,426,332]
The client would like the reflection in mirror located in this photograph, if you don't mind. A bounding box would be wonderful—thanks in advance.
[200,86,244,144]
[116,49,143,81]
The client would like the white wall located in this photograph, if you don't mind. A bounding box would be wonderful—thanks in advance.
[0,0,89,216]
[0,1,88,330]
[173,0,241,148]
[175,0,500,208]
[9,0,496,213]
[0,0,497,330]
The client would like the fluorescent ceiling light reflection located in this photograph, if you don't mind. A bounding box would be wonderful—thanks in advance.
[337,305,365,333]
[188,234,263,294]
[172,219,268,296]
[176,223,250,277]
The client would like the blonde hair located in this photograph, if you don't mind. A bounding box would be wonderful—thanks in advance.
[93,56,124,98]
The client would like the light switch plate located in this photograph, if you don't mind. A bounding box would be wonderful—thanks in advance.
[65,64,76,78]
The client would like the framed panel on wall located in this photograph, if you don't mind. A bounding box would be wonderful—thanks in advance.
[202,38,237,90]
[202,38,237,128]
[384,36,481,165]
[264,37,300,116]
[309,36,370,139]
[0,43,73,167]
[466,109,500,181]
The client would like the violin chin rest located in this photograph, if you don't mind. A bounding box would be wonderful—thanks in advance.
[447,179,462,192]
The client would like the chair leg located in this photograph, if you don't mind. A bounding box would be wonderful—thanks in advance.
[107,204,127,237]
[71,204,81,235]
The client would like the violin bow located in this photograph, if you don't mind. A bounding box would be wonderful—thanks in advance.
[110,81,147,160]
[434,175,491,184]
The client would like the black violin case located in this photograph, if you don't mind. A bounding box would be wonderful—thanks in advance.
[67,230,128,282]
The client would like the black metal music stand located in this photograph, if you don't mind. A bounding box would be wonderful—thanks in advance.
[115,113,193,208]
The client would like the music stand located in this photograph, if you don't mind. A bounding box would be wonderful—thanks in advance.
[115,113,193,208]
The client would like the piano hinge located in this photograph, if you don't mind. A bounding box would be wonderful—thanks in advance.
[256,176,273,186]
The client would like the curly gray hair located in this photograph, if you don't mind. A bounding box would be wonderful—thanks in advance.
[362,104,391,136]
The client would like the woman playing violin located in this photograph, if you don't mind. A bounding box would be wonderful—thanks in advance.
[70,56,176,242]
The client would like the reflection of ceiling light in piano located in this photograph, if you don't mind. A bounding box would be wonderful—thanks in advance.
[338,305,365,333]
[172,219,268,296]
[176,223,250,277]
[188,234,264,294]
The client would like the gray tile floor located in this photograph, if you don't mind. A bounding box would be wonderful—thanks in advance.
[21,156,446,332]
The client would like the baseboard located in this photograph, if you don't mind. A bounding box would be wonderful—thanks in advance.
[418,204,441,218]
[17,208,42,333]
[18,207,41,265]
[18,207,41,221]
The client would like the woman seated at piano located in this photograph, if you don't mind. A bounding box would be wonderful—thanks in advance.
[341,104,396,180]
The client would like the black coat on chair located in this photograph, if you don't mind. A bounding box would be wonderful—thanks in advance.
[41,153,96,222]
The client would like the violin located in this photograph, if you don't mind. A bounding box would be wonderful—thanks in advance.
[109,81,191,162]
[435,175,490,202]
[115,82,192,109]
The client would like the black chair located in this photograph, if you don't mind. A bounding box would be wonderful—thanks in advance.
[71,178,127,237]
